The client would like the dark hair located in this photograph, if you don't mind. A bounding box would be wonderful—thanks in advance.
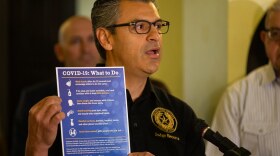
[91,0,158,60]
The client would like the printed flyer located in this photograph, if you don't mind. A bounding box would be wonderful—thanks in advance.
[56,67,130,156]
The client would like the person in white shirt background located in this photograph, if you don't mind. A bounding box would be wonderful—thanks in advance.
[206,1,280,155]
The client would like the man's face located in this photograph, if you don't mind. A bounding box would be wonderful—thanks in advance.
[262,11,280,74]
[57,18,100,67]
[107,1,163,77]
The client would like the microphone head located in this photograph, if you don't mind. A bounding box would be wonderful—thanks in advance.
[194,118,218,147]
[194,118,209,137]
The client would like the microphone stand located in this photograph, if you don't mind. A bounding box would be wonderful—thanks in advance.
[211,129,251,156]
[195,119,251,156]
[224,146,251,156]
[205,130,251,156]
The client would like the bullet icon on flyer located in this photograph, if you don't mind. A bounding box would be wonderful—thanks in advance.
[67,110,74,117]
[70,119,74,126]
[68,89,71,96]
[69,128,77,137]
[66,80,71,87]
[68,99,74,106]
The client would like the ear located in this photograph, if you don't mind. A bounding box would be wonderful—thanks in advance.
[96,28,113,50]
[260,30,267,43]
[54,43,65,63]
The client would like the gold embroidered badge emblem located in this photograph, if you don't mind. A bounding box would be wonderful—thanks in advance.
[151,107,177,133]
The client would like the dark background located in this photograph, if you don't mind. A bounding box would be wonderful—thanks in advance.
[0,0,75,155]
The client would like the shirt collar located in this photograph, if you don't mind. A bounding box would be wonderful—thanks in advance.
[136,77,156,101]
[261,63,277,85]
[126,77,157,104]
[134,77,172,108]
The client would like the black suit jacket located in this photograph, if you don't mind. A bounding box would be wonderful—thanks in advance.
[11,80,63,156]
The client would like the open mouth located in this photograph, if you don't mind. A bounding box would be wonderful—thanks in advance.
[146,48,160,55]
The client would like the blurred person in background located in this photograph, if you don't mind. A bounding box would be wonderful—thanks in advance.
[206,1,280,155]
[11,15,102,156]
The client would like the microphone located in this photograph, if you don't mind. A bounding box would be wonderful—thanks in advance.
[195,119,251,156]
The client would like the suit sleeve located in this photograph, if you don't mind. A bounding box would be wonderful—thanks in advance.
[11,90,31,156]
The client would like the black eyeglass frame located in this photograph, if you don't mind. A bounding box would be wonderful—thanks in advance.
[106,19,170,34]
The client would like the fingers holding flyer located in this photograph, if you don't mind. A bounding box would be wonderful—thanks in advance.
[26,96,65,156]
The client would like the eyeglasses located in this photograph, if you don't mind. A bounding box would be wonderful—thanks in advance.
[265,28,280,41]
[106,20,170,34]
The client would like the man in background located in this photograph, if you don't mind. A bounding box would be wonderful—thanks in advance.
[206,1,280,155]
[11,15,102,156]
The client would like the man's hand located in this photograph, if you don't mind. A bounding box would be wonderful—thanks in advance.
[25,96,65,156]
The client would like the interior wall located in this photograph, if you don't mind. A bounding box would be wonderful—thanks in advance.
[152,1,183,99]
[75,0,95,17]
[227,0,274,83]
[182,0,275,124]
[183,0,228,123]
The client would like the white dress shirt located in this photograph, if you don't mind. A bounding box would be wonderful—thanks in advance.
[206,63,280,156]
